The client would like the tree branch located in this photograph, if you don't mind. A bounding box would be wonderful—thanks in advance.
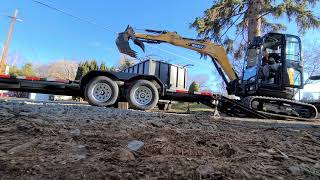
[257,11,272,20]
[221,13,245,38]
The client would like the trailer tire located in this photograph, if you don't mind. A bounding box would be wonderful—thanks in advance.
[127,80,159,110]
[84,76,119,107]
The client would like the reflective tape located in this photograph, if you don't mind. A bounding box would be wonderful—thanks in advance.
[176,89,188,93]
[0,75,11,79]
[25,77,41,81]
[201,92,213,96]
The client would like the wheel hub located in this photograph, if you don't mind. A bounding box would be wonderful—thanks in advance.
[134,86,152,106]
[92,83,112,102]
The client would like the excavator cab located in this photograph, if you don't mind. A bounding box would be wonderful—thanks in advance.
[240,33,303,99]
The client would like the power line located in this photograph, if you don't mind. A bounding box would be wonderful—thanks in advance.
[145,44,207,66]
[30,0,206,66]
[31,0,116,33]
[152,42,202,60]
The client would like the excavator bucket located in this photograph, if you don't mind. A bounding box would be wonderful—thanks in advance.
[116,26,145,58]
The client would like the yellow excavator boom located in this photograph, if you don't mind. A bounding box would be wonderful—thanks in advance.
[116,26,238,82]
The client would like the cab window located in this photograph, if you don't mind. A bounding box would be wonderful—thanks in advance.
[286,37,301,62]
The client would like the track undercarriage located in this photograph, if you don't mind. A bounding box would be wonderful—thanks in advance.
[217,96,318,121]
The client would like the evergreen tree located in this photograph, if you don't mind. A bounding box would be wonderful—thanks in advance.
[84,61,90,73]
[75,60,113,80]
[109,66,116,72]
[9,66,22,76]
[100,62,107,71]
[75,62,84,80]
[89,60,99,71]
[191,0,320,59]
[22,63,36,76]
[9,63,36,77]
[188,81,200,93]
[82,60,90,76]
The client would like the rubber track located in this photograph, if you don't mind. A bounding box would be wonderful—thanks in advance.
[217,96,272,119]
[242,96,318,121]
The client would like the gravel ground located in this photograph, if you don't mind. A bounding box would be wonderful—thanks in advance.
[0,100,320,179]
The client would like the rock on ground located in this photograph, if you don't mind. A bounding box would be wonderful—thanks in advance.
[0,101,320,179]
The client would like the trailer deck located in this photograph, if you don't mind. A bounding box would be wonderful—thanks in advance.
[0,74,214,102]
[0,75,80,96]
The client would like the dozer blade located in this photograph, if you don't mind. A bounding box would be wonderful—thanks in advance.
[116,26,145,58]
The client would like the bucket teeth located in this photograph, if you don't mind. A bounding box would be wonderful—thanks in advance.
[116,26,145,58]
[116,32,137,57]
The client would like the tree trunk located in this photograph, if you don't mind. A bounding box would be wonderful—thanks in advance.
[247,0,262,42]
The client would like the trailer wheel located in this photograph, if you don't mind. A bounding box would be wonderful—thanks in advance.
[84,76,119,107]
[127,80,159,110]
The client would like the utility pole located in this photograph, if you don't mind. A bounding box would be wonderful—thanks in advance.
[0,9,20,74]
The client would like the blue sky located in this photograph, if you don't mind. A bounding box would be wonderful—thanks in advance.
[0,0,210,65]
[1,0,320,92]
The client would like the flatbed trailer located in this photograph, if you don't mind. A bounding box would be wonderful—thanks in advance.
[0,75,81,96]
[0,71,274,119]
[0,72,214,103]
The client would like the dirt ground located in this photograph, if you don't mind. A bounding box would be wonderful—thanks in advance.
[0,100,320,180]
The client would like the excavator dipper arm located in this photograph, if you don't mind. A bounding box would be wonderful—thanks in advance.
[116,26,238,83]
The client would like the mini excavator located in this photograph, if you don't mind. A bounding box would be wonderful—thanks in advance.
[116,26,318,120]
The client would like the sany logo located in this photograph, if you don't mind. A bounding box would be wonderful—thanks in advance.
[189,43,206,49]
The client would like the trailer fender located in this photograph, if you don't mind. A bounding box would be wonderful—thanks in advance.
[80,71,120,93]
[126,75,165,96]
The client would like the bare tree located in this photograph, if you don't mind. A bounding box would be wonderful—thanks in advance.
[232,57,244,76]
[5,52,27,67]
[37,60,78,80]
[302,92,315,101]
[34,64,49,78]
[293,42,320,99]
[117,55,137,71]
[303,45,320,86]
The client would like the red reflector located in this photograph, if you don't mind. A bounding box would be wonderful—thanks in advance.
[176,89,188,93]
[201,92,213,96]
[0,75,11,79]
[26,76,41,81]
